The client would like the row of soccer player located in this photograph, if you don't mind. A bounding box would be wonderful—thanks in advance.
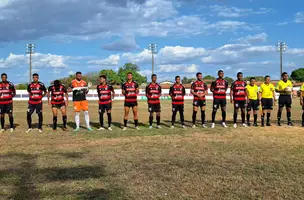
[0,70,303,133]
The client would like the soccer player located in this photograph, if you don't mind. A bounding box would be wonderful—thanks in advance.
[191,72,208,128]
[210,70,228,128]
[26,73,47,133]
[122,72,139,130]
[169,76,186,129]
[69,72,92,131]
[97,75,115,131]
[246,77,259,126]
[230,72,247,128]
[300,83,304,127]
[47,80,69,131]
[0,73,16,133]
[275,72,293,126]
[146,74,162,129]
[259,75,276,127]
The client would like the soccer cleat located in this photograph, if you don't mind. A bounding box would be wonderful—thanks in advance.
[233,124,237,128]
[122,127,127,131]
[261,124,265,127]
[222,122,228,128]
[10,128,14,133]
[87,127,93,132]
[25,128,32,133]
[62,127,68,131]
[98,127,105,131]
[211,123,215,129]
[202,124,207,128]
[182,125,186,129]
[38,129,43,133]
[135,126,140,130]
[253,123,258,127]
[170,126,174,129]
[266,123,271,127]
[108,127,113,131]
[277,122,281,126]
[287,122,293,126]
[242,123,248,127]
[74,127,80,132]
[192,125,196,129]
[0,129,5,133]
[148,126,153,129]
[157,125,162,129]
[247,123,251,127]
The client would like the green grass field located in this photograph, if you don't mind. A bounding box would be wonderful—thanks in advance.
[1,100,304,200]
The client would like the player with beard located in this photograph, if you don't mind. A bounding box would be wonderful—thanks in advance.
[47,80,69,131]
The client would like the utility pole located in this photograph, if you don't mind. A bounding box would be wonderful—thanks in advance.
[148,44,157,75]
[26,44,35,83]
[276,41,286,76]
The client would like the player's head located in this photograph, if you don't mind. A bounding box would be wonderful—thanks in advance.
[237,72,243,80]
[54,80,60,88]
[264,75,271,84]
[196,72,202,81]
[281,72,288,81]
[218,70,224,79]
[175,76,181,84]
[76,72,82,80]
[32,73,39,82]
[127,72,133,81]
[100,74,107,84]
[250,77,256,85]
[1,73,7,82]
[151,74,157,83]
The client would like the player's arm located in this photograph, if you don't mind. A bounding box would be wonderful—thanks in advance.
[64,86,69,106]
[47,88,51,106]
[230,83,234,103]
[67,82,73,93]
[111,86,115,100]
[159,85,162,96]
[225,81,228,91]
[204,83,208,96]
[84,82,89,94]
[11,83,16,97]
[182,86,186,96]
[190,83,198,97]
[27,84,31,95]
[210,81,215,92]
[272,85,277,102]
[121,83,126,96]
[145,85,149,98]
[169,85,173,97]
[275,82,281,93]
[135,82,139,94]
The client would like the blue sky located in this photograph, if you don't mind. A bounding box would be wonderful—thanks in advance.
[0,0,304,84]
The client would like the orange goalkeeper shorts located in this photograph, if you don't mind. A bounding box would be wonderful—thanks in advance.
[73,100,89,112]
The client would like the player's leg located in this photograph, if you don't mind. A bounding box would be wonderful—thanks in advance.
[60,105,67,130]
[302,104,304,127]
[221,99,227,127]
[73,102,81,131]
[132,105,139,129]
[211,99,219,127]
[156,104,161,128]
[261,99,266,127]
[277,96,284,126]
[201,102,206,128]
[148,104,154,128]
[246,101,252,126]
[82,100,91,130]
[99,105,105,129]
[123,106,130,129]
[286,97,292,126]
[233,102,239,127]
[192,103,198,128]
[266,99,273,126]
[26,104,35,132]
[0,105,5,131]
[8,104,14,131]
[253,102,258,126]
[171,105,177,127]
[179,105,185,127]
[241,102,246,126]
[52,106,58,130]
[106,104,112,130]
[37,103,43,132]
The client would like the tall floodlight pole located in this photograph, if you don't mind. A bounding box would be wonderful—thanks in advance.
[276,41,286,76]
[148,44,157,75]
[26,44,35,83]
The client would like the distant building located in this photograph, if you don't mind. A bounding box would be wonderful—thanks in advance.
[160,80,174,85]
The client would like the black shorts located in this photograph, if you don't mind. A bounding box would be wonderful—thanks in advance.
[172,104,184,112]
[124,102,138,108]
[99,103,112,113]
[279,95,292,108]
[28,103,43,114]
[261,98,273,110]
[247,99,260,111]
[193,100,206,107]
[234,100,246,109]
[302,98,304,110]
[148,103,161,113]
[52,103,66,109]
[0,103,13,114]
[213,99,226,109]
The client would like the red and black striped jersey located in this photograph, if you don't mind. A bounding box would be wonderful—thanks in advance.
[231,80,247,101]
[146,82,162,104]
[122,81,138,103]
[169,83,185,105]
[97,84,114,105]
[191,81,208,101]
[0,81,15,104]
[48,84,67,105]
[27,82,47,104]
[211,78,228,99]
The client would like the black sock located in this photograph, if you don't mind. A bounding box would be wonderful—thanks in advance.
[99,113,104,127]
[180,111,184,125]
[53,116,57,130]
[107,113,112,127]
[156,115,160,125]
[261,113,265,125]
[267,113,270,124]
[27,113,32,129]
[172,111,177,125]
[277,111,282,123]
[62,116,67,128]
[38,114,43,129]
[222,111,226,123]
[1,116,4,129]
[241,112,245,124]
[149,115,153,126]
[201,111,205,124]
[9,116,14,129]
[124,119,127,127]
[254,114,257,124]
[192,111,197,124]
[233,111,237,124]
[247,113,250,123]
[302,112,304,124]
[287,111,291,123]
[212,110,217,123]
[134,119,138,127]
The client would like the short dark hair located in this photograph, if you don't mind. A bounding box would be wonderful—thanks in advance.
[281,72,288,77]
[237,72,243,77]
[127,72,133,75]
[265,75,270,80]
[76,72,82,75]
[151,74,157,78]
[33,73,39,77]
[196,72,202,77]
[54,80,60,87]
[218,70,224,74]
[175,76,180,80]
[1,73,7,77]
[250,77,256,81]
[100,74,107,79]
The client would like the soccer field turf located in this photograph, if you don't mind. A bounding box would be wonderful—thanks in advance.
[1,100,304,199]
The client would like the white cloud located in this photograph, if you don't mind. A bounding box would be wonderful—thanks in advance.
[87,55,120,65]
[139,69,152,77]
[122,49,151,64]
[277,22,288,26]
[295,12,304,23]
[235,33,268,44]
[158,64,199,73]
[102,36,140,52]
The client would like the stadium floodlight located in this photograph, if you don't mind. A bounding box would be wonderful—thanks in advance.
[26,44,35,83]
[148,43,157,75]
[276,41,286,76]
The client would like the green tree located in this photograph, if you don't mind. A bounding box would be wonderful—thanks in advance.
[291,68,304,82]
[15,83,28,90]
[224,77,234,84]
[182,77,196,84]
[203,75,216,81]
[244,76,264,82]
[117,63,147,85]
[118,63,140,73]
[99,69,121,85]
